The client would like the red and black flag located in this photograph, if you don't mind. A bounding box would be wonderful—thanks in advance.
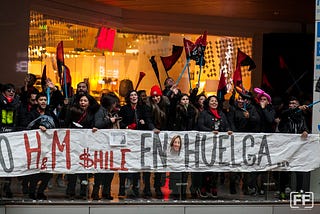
[62,65,73,97]
[194,31,207,66]
[183,31,207,66]
[56,41,64,85]
[149,56,162,90]
[217,71,227,101]
[183,38,195,59]
[56,41,73,97]
[160,45,183,74]
[233,48,256,88]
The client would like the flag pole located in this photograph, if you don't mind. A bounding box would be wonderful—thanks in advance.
[187,61,192,90]
[296,100,320,113]
[46,87,51,105]
[63,65,68,98]
[176,59,190,85]
[197,56,203,87]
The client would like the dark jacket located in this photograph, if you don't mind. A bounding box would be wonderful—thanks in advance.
[173,103,198,131]
[228,103,260,132]
[278,108,309,134]
[65,107,96,128]
[94,106,118,129]
[197,108,230,132]
[26,108,60,129]
[118,104,151,130]
[255,103,276,133]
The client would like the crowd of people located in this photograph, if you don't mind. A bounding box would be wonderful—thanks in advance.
[0,74,312,201]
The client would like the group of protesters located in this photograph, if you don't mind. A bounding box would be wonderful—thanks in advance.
[0,73,311,201]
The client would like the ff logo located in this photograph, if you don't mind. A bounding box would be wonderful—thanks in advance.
[290,190,314,209]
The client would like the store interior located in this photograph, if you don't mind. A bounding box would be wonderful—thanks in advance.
[28,11,253,100]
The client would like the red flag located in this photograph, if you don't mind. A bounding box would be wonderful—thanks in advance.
[262,72,273,89]
[96,27,116,51]
[56,41,64,84]
[233,64,242,88]
[183,31,207,66]
[217,71,227,101]
[195,31,207,66]
[63,65,72,85]
[233,49,256,87]
[195,31,208,47]
[160,45,183,72]
[183,38,195,59]
[62,65,73,97]
[279,55,288,69]
[183,38,205,66]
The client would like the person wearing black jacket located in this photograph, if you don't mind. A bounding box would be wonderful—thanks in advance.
[0,83,20,198]
[118,90,151,198]
[229,92,261,195]
[64,93,100,200]
[170,93,198,200]
[146,85,170,199]
[25,92,60,200]
[197,95,232,199]
[91,93,120,201]
[278,96,309,199]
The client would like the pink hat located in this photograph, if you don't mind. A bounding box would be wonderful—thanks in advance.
[254,87,272,103]
[150,85,162,97]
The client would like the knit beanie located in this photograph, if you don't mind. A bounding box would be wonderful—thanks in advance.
[150,85,162,97]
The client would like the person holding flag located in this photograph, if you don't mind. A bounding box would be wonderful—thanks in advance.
[56,41,73,99]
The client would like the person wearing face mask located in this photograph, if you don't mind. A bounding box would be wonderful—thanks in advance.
[0,83,20,198]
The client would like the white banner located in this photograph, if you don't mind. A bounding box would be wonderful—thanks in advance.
[0,129,319,176]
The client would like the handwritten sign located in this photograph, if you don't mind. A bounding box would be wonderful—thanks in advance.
[0,129,319,177]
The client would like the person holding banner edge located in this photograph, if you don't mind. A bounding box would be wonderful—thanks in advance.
[91,93,120,201]
[277,96,309,200]
[25,92,60,200]
[197,95,233,199]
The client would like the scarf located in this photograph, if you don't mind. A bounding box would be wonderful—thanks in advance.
[209,108,221,119]
[5,96,13,103]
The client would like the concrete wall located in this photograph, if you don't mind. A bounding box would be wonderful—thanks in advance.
[0,0,30,88]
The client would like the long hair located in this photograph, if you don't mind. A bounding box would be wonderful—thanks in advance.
[71,94,99,118]
[149,95,169,129]
[204,95,220,110]
[170,135,182,155]
[125,90,138,104]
